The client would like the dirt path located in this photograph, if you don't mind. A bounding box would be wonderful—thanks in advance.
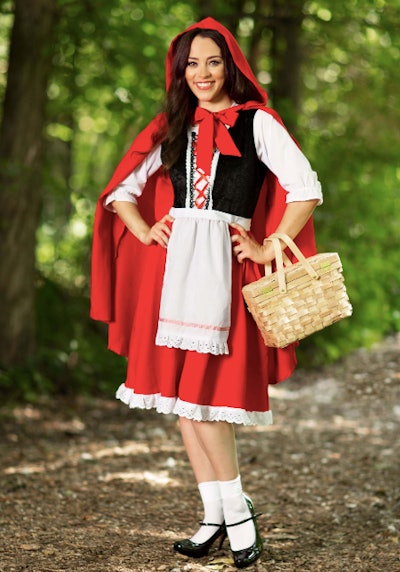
[1,335,399,572]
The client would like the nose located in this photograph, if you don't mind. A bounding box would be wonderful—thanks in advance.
[198,63,211,78]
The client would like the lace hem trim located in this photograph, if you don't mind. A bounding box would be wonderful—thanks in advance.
[155,334,229,356]
[116,385,273,426]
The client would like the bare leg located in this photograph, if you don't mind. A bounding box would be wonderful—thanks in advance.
[179,417,238,482]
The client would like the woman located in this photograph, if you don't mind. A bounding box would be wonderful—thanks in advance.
[91,17,322,569]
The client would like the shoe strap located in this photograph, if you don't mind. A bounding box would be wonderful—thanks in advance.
[225,513,262,528]
[198,521,225,527]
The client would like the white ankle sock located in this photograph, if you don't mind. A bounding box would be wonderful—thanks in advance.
[190,481,224,544]
[219,475,256,551]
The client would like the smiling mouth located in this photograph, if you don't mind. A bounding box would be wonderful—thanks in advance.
[195,82,215,90]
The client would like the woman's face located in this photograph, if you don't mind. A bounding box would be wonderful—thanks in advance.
[185,35,232,111]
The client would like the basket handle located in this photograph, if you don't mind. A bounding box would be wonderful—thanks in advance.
[263,232,319,293]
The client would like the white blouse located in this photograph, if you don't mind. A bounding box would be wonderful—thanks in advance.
[104,109,323,210]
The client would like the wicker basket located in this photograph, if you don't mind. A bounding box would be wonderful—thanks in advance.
[242,232,353,348]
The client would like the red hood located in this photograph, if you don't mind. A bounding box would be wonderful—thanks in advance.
[165,17,268,104]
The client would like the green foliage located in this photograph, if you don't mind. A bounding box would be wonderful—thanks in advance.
[40,0,197,293]
[0,276,126,402]
[298,160,400,367]
[296,0,400,365]
[0,2,12,106]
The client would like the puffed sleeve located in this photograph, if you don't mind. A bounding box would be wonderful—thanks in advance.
[104,144,162,211]
[253,110,323,204]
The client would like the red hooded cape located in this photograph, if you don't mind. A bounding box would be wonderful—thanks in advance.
[90,17,316,368]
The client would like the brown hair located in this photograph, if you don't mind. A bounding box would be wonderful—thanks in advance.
[161,28,263,171]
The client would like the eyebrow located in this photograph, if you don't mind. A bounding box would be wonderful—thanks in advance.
[187,55,222,60]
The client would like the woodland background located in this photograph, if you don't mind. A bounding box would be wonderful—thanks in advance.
[0,0,399,401]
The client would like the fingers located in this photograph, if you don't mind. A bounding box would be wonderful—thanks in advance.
[162,213,175,225]
[230,223,248,253]
[151,223,170,247]
[230,223,248,239]
[150,213,174,248]
[231,232,249,263]
[230,225,265,264]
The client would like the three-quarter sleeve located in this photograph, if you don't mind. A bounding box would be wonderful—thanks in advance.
[253,110,323,204]
[104,144,163,211]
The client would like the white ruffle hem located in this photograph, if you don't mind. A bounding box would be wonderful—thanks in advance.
[116,384,273,426]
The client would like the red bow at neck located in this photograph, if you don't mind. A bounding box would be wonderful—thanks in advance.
[193,105,244,176]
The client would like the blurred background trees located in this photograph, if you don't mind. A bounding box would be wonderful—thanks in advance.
[0,0,399,400]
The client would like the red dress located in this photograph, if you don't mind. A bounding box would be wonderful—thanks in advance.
[90,18,317,425]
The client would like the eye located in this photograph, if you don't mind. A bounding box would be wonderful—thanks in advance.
[209,59,222,66]
[187,61,197,67]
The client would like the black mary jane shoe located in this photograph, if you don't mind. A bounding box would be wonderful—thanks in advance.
[173,522,227,558]
[226,495,263,569]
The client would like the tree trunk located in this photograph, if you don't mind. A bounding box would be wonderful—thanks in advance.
[0,0,59,367]
[269,0,304,134]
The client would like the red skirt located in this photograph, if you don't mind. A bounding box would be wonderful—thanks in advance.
[111,231,297,426]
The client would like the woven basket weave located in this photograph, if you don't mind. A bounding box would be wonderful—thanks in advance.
[242,232,353,348]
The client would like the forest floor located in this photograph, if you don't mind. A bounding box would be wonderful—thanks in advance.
[1,335,400,572]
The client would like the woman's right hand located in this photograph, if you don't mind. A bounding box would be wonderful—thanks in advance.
[142,213,174,248]
[112,201,174,248]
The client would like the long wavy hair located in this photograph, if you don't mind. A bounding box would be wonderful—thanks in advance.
[161,28,264,171]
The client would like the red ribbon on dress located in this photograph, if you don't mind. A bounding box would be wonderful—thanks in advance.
[194,105,244,176]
